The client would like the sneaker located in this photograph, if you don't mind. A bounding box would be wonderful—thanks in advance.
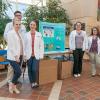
[34,83,39,87]
[74,74,78,78]
[34,83,38,86]
[31,83,35,88]
[31,83,39,88]
[77,74,81,77]
[91,74,96,77]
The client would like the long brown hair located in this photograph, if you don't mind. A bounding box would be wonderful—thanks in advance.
[91,27,100,38]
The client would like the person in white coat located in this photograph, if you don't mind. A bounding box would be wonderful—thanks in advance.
[4,11,26,40]
[69,22,88,77]
[7,18,25,94]
[25,20,44,88]
[87,27,100,76]
[4,11,26,84]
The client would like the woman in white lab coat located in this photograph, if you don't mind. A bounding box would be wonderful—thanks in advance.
[69,22,88,77]
[25,20,44,88]
[87,27,100,76]
[7,18,25,94]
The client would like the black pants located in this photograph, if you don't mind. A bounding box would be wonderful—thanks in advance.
[73,49,84,75]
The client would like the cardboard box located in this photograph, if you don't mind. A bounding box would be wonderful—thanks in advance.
[39,59,58,85]
[61,61,73,79]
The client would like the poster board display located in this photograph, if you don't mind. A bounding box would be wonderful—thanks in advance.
[39,21,66,53]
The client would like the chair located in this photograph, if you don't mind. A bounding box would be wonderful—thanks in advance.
[0,50,9,69]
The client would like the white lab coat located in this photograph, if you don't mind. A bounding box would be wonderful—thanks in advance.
[7,29,25,61]
[24,31,44,60]
[69,30,88,51]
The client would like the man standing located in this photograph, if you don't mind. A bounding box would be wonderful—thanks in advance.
[4,11,26,84]
[4,11,26,40]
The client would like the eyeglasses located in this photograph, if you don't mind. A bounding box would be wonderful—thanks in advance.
[93,30,97,31]
[15,14,22,17]
[15,24,21,26]
[76,25,81,26]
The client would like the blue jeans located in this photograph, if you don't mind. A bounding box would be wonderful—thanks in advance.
[27,56,39,83]
[8,60,22,84]
[8,56,23,84]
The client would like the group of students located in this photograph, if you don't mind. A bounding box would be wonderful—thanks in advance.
[3,11,100,94]
[4,11,44,94]
[69,22,100,78]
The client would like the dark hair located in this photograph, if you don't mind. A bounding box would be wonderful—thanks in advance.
[14,11,21,15]
[74,21,86,30]
[29,19,39,30]
[29,19,38,25]
[74,21,82,30]
[33,19,38,25]
[75,21,82,26]
[91,27,100,38]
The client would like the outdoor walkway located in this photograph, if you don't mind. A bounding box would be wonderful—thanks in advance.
[0,61,100,100]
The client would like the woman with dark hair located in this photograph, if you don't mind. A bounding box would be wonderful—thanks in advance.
[87,27,100,76]
[69,22,88,77]
[25,20,44,88]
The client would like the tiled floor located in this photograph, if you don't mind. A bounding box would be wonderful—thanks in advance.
[59,61,100,100]
[0,79,53,100]
[0,61,100,100]
[0,68,54,100]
